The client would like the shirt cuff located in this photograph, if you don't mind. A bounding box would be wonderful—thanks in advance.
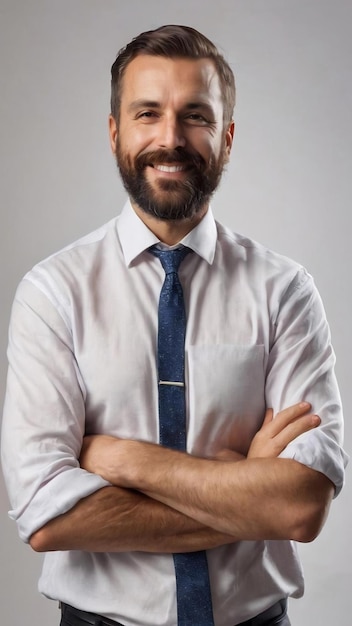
[279,429,349,496]
[9,467,111,542]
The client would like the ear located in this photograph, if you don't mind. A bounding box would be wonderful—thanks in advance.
[109,115,118,154]
[224,120,235,162]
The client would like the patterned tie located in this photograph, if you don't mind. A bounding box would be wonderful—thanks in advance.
[150,246,215,626]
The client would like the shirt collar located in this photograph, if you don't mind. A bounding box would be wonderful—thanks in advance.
[117,199,217,267]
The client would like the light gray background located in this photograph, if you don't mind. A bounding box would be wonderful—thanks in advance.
[0,1,351,624]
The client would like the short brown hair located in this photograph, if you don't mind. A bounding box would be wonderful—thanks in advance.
[110,25,236,125]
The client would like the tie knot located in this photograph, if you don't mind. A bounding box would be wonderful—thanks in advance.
[149,246,191,275]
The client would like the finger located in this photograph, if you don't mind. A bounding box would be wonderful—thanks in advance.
[273,413,320,451]
[267,402,312,437]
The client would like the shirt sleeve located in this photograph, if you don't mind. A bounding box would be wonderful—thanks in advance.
[265,268,348,495]
[1,278,111,543]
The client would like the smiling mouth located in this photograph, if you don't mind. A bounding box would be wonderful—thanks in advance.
[151,164,187,173]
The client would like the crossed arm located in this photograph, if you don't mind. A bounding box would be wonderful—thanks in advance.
[29,403,334,553]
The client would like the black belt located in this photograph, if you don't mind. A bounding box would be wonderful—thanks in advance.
[60,598,287,626]
[239,599,288,625]
[60,603,124,626]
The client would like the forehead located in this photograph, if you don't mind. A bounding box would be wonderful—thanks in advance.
[120,55,223,109]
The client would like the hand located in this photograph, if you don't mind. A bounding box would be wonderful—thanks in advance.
[80,434,121,480]
[248,402,320,459]
[215,402,320,461]
[80,435,156,487]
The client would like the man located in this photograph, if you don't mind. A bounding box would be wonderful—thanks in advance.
[1,24,347,626]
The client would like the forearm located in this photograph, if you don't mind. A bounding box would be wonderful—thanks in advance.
[29,485,236,553]
[102,441,334,543]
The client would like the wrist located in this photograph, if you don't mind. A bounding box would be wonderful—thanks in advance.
[110,439,154,488]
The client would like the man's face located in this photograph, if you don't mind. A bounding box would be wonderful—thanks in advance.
[110,55,233,221]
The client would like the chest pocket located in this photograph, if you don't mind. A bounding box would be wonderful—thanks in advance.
[186,344,266,457]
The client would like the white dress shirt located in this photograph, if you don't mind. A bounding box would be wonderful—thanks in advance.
[1,201,347,626]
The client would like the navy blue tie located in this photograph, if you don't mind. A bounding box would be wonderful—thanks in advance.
[150,246,215,626]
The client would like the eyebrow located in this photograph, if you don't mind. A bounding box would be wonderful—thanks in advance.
[184,102,211,110]
[127,100,161,113]
[127,99,215,115]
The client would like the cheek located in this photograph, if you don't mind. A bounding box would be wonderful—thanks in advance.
[195,140,221,163]
[187,129,223,160]
[120,125,157,156]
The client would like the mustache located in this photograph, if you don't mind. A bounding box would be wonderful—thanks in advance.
[135,148,206,171]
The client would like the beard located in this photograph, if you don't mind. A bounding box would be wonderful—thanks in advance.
[115,142,226,221]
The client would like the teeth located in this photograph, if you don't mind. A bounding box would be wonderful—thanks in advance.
[154,165,185,173]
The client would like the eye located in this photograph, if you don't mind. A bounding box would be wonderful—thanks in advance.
[136,111,158,121]
[185,113,212,126]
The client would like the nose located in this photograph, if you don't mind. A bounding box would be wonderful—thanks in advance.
[157,114,186,150]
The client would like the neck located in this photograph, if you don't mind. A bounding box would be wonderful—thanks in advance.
[131,201,208,245]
